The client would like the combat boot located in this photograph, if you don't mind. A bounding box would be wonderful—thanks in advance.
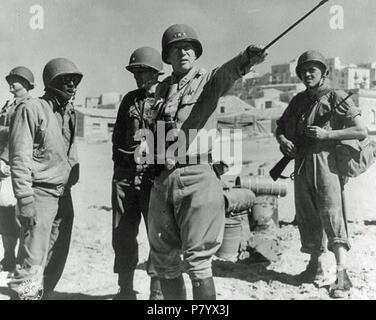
[329,269,353,299]
[149,277,164,300]
[113,270,137,300]
[192,277,216,300]
[112,287,137,300]
[0,254,16,273]
[297,259,325,284]
[160,275,186,300]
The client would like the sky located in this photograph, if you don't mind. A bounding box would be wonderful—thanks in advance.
[0,0,375,105]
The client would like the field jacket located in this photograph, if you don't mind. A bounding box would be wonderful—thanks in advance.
[9,95,79,204]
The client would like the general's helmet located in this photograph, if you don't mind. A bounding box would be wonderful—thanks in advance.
[5,66,35,89]
[295,50,328,79]
[161,24,203,64]
[126,47,163,74]
[43,58,83,88]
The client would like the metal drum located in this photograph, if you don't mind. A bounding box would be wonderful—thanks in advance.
[248,195,279,231]
[223,188,256,214]
[216,218,242,262]
[235,176,288,197]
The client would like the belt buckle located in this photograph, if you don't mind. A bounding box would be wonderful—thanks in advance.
[56,185,65,195]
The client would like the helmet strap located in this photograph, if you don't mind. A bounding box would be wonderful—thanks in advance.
[319,69,329,86]
[46,87,74,107]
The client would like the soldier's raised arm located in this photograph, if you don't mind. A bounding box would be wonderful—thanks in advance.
[208,44,267,98]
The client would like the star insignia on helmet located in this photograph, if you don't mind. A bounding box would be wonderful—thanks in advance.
[173,32,186,38]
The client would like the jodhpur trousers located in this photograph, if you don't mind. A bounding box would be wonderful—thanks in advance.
[148,164,225,280]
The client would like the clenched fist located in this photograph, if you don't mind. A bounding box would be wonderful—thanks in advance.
[278,136,296,157]
[306,126,330,140]
[246,45,268,65]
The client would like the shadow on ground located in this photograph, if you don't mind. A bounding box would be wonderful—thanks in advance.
[212,259,305,287]
[0,286,15,299]
[0,286,114,300]
[137,256,306,288]
[47,292,114,300]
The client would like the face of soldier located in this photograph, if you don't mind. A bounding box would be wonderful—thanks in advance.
[52,74,80,98]
[132,68,159,90]
[8,77,29,98]
[300,62,325,89]
[167,41,197,75]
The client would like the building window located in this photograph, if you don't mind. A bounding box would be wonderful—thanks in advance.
[220,106,225,113]
[92,123,101,130]
[108,123,115,132]
[372,110,376,125]
[265,101,272,109]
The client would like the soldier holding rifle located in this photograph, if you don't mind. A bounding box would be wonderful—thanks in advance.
[275,50,367,298]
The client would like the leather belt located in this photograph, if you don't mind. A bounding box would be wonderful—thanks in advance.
[175,154,213,168]
[32,182,66,195]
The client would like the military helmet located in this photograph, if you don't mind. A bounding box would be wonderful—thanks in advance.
[126,47,163,74]
[5,66,35,89]
[295,50,329,79]
[161,24,203,64]
[43,58,83,88]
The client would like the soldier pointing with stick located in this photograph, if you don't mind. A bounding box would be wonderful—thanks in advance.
[146,0,331,301]
[146,23,267,301]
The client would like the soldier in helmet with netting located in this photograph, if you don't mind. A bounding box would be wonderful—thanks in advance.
[111,47,164,300]
[0,66,34,276]
[147,24,267,300]
[275,50,368,298]
[7,58,82,299]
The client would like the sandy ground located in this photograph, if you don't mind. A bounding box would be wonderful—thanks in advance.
[1,136,376,300]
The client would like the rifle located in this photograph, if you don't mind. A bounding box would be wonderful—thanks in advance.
[269,92,354,181]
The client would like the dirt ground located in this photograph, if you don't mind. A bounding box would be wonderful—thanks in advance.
[1,136,376,300]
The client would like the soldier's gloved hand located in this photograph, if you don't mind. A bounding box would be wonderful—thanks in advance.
[0,160,11,178]
[18,201,37,228]
[247,45,268,65]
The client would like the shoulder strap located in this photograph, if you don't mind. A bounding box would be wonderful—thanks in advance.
[67,105,76,155]
[318,90,354,130]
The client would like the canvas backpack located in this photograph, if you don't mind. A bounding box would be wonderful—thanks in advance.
[329,91,376,178]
